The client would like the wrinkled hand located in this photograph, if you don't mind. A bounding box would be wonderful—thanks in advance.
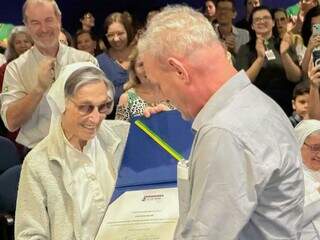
[143,103,171,118]
[308,35,320,51]
[35,57,56,94]
[308,57,320,88]
[280,32,293,54]
[256,37,266,59]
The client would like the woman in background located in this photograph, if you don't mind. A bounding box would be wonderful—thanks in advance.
[273,8,305,66]
[204,0,217,25]
[115,48,173,121]
[235,6,302,115]
[0,26,33,151]
[96,12,135,119]
[75,30,100,56]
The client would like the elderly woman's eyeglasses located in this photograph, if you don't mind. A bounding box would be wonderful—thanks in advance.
[69,98,113,115]
[304,142,320,154]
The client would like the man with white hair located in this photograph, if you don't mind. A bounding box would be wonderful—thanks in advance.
[0,0,97,148]
[138,5,304,239]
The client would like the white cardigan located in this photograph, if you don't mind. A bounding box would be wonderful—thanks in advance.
[15,120,129,240]
[303,170,320,239]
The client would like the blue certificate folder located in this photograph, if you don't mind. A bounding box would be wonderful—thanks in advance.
[111,110,194,202]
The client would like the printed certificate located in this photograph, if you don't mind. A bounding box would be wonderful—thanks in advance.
[95,187,179,240]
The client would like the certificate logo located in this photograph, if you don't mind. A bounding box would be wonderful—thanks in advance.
[142,192,164,202]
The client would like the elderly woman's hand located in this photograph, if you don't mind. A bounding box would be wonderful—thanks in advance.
[143,103,171,118]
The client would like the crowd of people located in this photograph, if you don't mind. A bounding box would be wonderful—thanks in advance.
[1,0,320,239]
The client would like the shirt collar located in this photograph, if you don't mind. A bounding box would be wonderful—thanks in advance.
[192,70,250,132]
[215,24,238,37]
[33,42,65,61]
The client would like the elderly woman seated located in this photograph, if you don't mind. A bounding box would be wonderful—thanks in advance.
[14,62,129,240]
[295,119,320,239]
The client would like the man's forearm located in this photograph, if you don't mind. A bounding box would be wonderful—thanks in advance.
[5,90,44,131]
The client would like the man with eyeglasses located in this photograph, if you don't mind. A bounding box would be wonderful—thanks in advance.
[214,0,249,55]
[0,0,97,149]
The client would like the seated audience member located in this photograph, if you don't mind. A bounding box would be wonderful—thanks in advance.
[204,0,217,25]
[75,30,100,56]
[236,0,261,30]
[59,28,73,47]
[308,59,320,120]
[96,12,134,119]
[289,81,310,127]
[15,62,129,240]
[115,48,173,121]
[236,6,302,115]
[214,0,249,55]
[273,8,306,66]
[0,26,33,147]
[301,6,320,75]
[295,120,320,239]
[0,0,97,149]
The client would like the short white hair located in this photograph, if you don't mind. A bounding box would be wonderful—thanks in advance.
[138,5,218,62]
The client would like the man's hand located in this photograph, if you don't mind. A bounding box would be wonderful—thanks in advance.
[34,58,56,94]
[224,34,236,53]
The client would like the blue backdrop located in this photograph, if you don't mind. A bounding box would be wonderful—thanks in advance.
[0,0,298,34]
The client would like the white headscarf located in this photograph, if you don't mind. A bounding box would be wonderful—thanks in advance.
[46,61,103,130]
[294,120,320,147]
[45,62,126,235]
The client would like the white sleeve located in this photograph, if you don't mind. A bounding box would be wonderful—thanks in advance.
[15,157,50,240]
[0,62,27,128]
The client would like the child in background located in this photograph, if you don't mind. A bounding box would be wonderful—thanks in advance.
[289,81,310,127]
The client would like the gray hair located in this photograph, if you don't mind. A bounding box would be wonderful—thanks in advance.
[4,26,33,62]
[307,130,320,140]
[23,0,61,24]
[64,66,115,103]
[138,5,218,63]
